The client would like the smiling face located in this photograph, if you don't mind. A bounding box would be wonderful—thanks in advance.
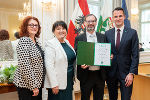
[84,15,97,34]
[113,10,125,28]
[27,19,39,37]
[54,25,67,42]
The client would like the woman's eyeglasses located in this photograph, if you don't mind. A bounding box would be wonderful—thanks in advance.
[28,24,39,28]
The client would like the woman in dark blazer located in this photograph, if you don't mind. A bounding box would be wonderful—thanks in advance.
[13,16,45,100]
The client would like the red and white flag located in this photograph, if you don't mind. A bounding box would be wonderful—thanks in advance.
[66,0,90,48]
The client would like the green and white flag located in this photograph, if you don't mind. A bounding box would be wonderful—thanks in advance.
[97,0,113,34]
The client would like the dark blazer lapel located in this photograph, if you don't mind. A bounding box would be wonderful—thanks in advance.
[111,28,116,51]
[96,32,101,42]
[119,27,128,50]
[82,33,87,42]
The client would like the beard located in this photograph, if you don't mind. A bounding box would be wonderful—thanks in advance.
[86,26,95,32]
[86,25,95,32]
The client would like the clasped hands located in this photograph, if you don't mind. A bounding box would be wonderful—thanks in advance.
[52,86,59,95]
[32,88,39,96]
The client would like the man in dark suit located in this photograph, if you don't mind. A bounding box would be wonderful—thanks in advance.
[74,14,106,100]
[105,7,139,100]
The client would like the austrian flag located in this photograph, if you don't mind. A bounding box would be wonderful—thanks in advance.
[66,0,90,48]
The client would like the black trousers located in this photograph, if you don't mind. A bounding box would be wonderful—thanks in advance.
[80,70,105,100]
[16,87,42,100]
[106,72,133,100]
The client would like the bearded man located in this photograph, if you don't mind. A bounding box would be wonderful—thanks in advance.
[74,14,107,100]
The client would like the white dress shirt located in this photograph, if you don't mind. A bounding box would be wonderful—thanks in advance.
[86,31,100,71]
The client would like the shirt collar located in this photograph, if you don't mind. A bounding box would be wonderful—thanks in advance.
[86,31,96,37]
[115,25,124,32]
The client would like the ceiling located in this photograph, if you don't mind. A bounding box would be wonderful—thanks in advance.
[0,0,29,10]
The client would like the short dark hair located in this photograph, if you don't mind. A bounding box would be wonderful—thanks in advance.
[52,21,67,32]
[0,29,9,41]
[14,32,20,39]
[19,16,41,38]
[113,7,125,15]
[84,14,97,22]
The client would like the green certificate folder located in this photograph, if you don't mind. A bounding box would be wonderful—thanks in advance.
[77,41,95,66]
[77,41,111,66]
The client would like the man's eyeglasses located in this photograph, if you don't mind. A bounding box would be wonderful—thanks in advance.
[85,20,96,23]
[28,24,39,28]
